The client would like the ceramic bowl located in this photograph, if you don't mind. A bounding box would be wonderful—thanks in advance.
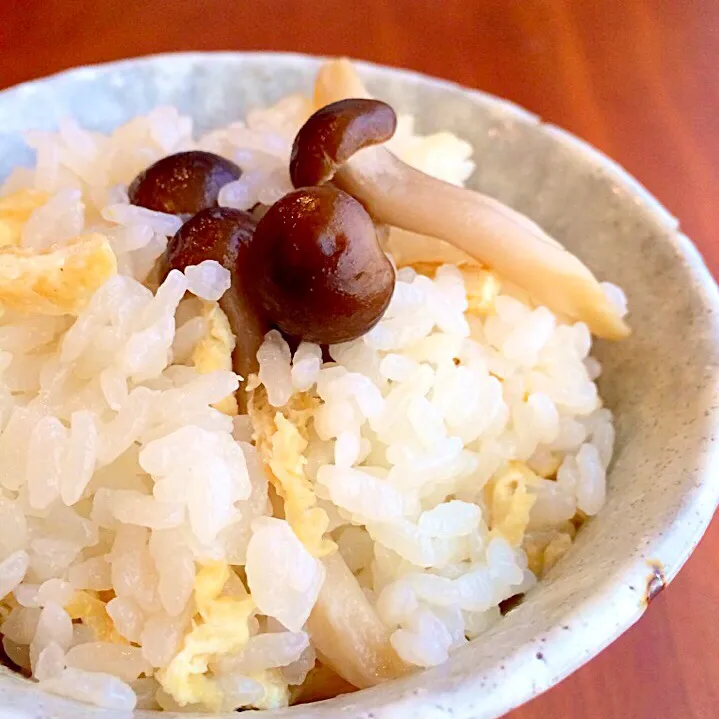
[1,52,719,719]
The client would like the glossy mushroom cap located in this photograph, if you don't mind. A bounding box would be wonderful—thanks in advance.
[165,206,256,274]
[249,185,395,345]
[129,150,241,216]
[290,99,397,188]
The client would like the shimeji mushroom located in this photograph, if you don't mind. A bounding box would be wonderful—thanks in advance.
[302,59,629,340]
[250,185,395,345]
[307,552,408,689]
[164,207,268,411]
[129,150,242,217]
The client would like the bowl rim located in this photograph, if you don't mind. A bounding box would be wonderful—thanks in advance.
[2,50,719,719]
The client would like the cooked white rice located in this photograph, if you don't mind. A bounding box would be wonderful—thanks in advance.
[0,90,625,712]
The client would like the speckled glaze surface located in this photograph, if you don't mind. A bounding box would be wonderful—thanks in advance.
[1,52,719,719]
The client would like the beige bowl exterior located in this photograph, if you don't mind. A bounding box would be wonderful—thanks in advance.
[1,52,719,719]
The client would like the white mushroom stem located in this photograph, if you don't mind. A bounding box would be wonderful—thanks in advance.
[335,148,628,338]
[314,58,372,106]
[315,59,630,340]
[307,552,407,689]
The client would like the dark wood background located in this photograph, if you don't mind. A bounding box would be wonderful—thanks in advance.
[1,1,718,716]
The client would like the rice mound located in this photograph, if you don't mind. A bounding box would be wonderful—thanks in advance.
[0,93,625,711]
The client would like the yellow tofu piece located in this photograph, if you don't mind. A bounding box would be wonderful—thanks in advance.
[249,387,336,558]
[487,463,537,547]
[463,267,502,315]
[65,590,127,644]
[157,562,256,711]
[0,233,116,315]
[0,189,49,248]
[191,301,238,416]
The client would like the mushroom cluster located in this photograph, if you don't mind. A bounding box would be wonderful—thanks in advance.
[128,59,628,421]
[128,97,407,403]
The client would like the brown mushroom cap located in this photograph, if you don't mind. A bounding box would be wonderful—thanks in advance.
[165,206,256,275]
[289,99,397,188]
[164,207,268,408]
[129,151,241,216]
[248,185,395,345]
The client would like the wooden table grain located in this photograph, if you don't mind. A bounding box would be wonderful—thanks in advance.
[1,1,718,717]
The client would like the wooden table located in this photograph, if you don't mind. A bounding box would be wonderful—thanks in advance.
[1,1,717,717]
